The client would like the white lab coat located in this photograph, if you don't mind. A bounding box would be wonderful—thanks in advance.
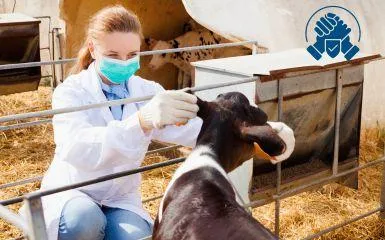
[20,62,203,240]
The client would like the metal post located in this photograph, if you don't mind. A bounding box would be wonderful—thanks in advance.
[275,79,283,237]
[51,29,57,89]
[23,194,48,240]
[333,69,343,175]
[380,143,385,219]
[252,44,258,55]
[55,28,65,83]
[0,204,30,235]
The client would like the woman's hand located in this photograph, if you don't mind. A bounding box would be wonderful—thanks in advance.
[138,90,199,131]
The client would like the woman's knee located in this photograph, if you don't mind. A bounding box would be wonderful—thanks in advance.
[58,197,106,240]
[104,208,153,240]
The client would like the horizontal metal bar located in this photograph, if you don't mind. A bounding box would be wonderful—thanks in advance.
[0,145,182,190]
[0,40,258,71]
[244,157,385,208]
[34,16,51,20]
[139,40,258,56]
[302,207,382,240]
[0,157,186,206]
[146,144,182,155]
[8,236,26,240]
[0,204,30,235]
[0,58,76,71]
[142,194,163,204]
[0,76,259,124]
[0,176,43,190]
[0,119,52,131]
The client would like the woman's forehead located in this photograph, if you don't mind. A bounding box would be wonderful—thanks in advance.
[96,32,141,53]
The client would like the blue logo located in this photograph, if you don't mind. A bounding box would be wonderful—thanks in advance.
[305,6,361,61]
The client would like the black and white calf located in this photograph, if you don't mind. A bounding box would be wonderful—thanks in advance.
[153,92,295,240]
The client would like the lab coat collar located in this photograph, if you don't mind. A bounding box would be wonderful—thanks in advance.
[84,62,114,123]
[83,62,140,124]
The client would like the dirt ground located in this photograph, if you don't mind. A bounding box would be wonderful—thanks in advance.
[1,86,385,239]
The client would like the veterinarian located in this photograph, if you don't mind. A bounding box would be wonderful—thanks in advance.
[20,5,202,240]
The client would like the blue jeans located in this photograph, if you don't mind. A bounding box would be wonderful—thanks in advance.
[58,197,153,240]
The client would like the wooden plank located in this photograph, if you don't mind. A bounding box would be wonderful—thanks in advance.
[256,65,363,103]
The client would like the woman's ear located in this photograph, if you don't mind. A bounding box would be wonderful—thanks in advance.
[88,41,96,59]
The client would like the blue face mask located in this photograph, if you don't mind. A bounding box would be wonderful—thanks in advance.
[98,55,140,84]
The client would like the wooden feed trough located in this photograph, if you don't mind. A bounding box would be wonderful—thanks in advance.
[0,13,41,95]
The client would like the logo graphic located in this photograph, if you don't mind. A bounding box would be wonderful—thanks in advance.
[305,6,361,61]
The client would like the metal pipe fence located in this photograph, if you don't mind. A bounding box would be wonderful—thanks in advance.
[0,40,259,71]
[0,144,182,191]
[0,76,259,124]
[0,39,384,240]
[2,154,384,240]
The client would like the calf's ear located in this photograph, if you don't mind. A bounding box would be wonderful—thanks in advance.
[196,97,209,119]
[247,105,268,125]
[239,124,286,160]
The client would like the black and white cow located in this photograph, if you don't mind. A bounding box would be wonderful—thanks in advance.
[153,92,295,240]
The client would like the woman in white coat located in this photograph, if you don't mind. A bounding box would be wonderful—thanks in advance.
[33,5,202,240]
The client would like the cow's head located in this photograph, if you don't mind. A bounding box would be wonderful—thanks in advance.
[144,37,170,70]
[196,92,294,172]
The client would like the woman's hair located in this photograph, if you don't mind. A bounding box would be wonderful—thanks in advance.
[70,5,143,74]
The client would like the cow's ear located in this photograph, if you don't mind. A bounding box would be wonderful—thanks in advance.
[239,124,285,159]
[144,37,157,49]
[246,105,268,125]
[196,97,210,119]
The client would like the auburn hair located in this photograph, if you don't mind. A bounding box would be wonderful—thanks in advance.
[70,5,143,74]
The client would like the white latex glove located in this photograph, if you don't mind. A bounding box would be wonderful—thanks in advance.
[138,90,199,130]
[267,121,295,164]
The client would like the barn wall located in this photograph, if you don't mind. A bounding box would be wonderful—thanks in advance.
[60,0,192,89]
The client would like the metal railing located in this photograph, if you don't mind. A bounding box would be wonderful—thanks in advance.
[0,40,259,71]
[0,144,183,191]
[1,39,384,240]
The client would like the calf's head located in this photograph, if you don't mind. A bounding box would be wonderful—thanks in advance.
[196,92,291,172]
[144,38,170,70]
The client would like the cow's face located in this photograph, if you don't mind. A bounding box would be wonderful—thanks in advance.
[197,92,290,172]
[145,39,170,70]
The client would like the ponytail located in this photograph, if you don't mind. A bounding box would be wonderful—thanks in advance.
[69,42,94,74]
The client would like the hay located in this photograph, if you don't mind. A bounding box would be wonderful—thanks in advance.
[1,86,385,239]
